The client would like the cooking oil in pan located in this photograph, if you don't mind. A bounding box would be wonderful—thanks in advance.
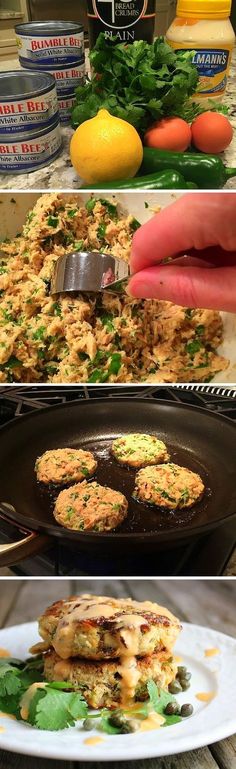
[34,437,211,534]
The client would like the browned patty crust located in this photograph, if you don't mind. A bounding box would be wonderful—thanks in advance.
[53,481,128,532]
[36,593,181,660]
[44,648,178,709]
[35,448,97,485]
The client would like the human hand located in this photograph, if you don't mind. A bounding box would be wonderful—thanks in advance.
[128,193,236,312]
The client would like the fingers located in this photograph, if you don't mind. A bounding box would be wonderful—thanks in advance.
[128,264,236,312]
[131,193,236,273]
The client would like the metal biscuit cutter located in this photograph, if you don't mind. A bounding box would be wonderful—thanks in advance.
[51,251,130,295]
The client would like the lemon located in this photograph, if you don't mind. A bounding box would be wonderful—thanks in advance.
[70,109,143,184]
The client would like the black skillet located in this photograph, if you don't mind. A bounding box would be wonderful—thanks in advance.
[0,397,236,560]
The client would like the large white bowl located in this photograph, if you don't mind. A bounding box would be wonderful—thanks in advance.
[0,191,235,383]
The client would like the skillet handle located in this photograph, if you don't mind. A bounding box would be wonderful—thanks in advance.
[0,503,51,567]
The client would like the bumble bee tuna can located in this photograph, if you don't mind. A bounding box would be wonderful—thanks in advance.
[0,117,62,173]
[58,93,77,123]
[15,21,84,67]
[0,71,59,135]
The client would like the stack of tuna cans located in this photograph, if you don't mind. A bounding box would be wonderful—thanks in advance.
[15,21,85,124]
[0,70,62,173]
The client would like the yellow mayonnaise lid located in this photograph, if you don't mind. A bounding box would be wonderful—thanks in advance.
[176,0,231,19]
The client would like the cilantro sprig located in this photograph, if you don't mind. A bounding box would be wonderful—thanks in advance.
[0,658,185,734]
[72,33,201,134]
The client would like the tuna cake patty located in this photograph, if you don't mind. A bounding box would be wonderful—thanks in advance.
[53,481,128,532]
[35,448,97,485]
[111,433,169,468]
[35,593,181,660]
[134,463,204,510]
[44,648,178,709]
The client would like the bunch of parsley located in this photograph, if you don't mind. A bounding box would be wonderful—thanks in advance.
[0,657,182,732]
[71,33,200,134]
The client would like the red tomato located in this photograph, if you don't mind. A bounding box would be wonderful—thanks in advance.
[191,112,233,154]
[144,117,191,152]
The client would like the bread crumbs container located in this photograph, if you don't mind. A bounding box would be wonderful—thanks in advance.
[0,70,59,135]
[86,0,156,46]
[166,0,235,101]
[15,21,84,67]
[0,117,62,173]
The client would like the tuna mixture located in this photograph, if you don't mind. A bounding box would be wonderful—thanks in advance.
[0,193,228,383]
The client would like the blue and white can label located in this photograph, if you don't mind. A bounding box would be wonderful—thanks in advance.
[58,94,76,123]
[0,121,62,172]
[51,62,85,95]
[15,22,84,66]
[0,87,58,135]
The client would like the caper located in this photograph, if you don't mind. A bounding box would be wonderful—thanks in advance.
[120,719,139,733]
[178,671,191,682]
[168,679,182,694]
[108,714,125,728]
[177,666,187,676]
[164,701,180,716]
[181,703,193,718]
[83,719,94,731]
[180,680,190,691]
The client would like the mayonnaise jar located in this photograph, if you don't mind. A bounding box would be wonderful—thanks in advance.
[166,0,235,102]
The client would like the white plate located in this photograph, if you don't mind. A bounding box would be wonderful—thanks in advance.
[0,191,236,384]
[0,620,235,761]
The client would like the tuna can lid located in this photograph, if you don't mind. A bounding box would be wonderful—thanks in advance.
[15,20,84,35]
[0,70,57,100]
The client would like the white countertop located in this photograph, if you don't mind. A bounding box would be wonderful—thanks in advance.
[0,50,236,190]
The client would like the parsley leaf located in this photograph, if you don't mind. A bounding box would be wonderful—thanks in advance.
[98,199,117,218]
[85,199,96,213]
[71,33,200,135]
[0,663,21,696]
[101,313,115,331]
[31,687,88,731]
[185,339,202,357]
[47,216,59,228]
[97,222,106,240]
[130,218,141,232]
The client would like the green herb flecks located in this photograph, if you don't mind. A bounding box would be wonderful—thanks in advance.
[47,216,59,229]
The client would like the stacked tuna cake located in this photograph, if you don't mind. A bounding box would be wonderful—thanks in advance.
[32,594,181,708]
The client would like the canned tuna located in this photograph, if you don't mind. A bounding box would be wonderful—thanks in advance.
[0,71,59,136]
[24,59,85,96]
[15,21,84,67]
[0,117,62,173]
[58,92,77,123]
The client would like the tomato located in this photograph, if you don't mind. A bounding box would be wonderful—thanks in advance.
[144,117,191,152]
[191,112,233,154]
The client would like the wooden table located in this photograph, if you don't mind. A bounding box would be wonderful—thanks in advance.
[0,578,235,769]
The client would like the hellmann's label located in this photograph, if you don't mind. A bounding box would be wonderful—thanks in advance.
[167,41,233,96]
[16,33,84,65]
[0,93,58,134]
[0,122,61,172]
